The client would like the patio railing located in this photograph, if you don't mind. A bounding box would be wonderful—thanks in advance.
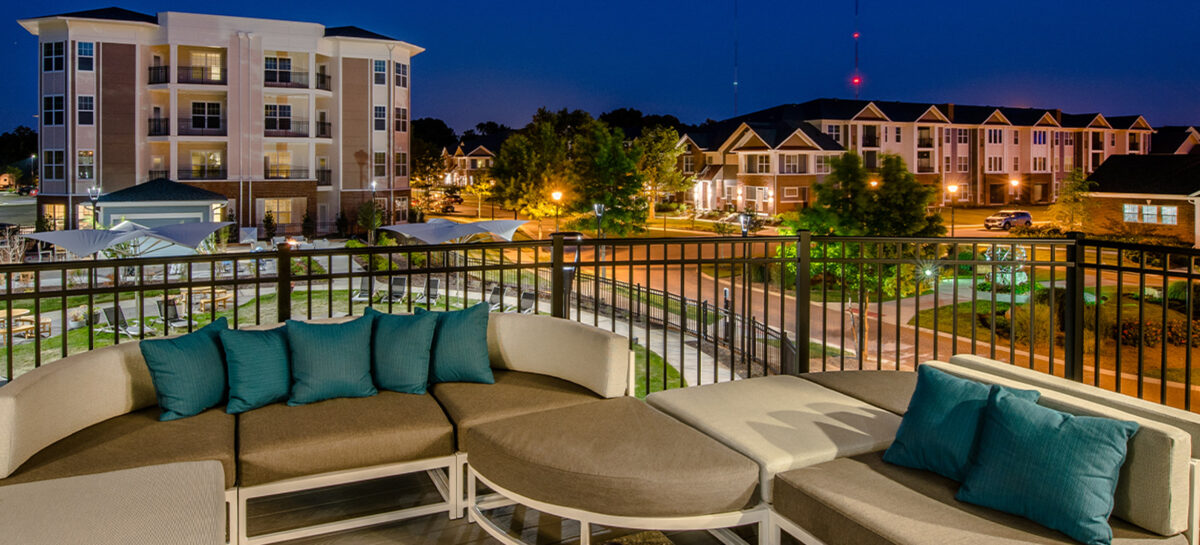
[0,233,1198,410]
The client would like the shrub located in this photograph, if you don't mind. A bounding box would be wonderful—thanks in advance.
[1010,306,1053,345]
[1165,319,1200,347]
[345,239,395,272]
[262,211,277,240]
[1121,319,1162,347]
[1009,224,1066,238]
[976,280,992,292]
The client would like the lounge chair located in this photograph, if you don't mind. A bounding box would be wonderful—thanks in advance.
[350,277,380,303]
[385,277,408,303]
[415,278,441,305]
[518,291,537,314]
[156,300,196,331]
[98,306,155,338]
[487,285,507,312]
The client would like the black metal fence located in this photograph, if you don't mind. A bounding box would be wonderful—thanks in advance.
[1,233,1198,409]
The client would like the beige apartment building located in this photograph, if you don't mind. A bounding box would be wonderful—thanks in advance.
[681,98,1155,213]
[19,7,422,233]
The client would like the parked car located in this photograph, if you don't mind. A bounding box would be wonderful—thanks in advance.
[445,194,464,205]
[17,185,36,196]
[984,210,1033,230]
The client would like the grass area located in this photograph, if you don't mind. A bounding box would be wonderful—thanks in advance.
[632,344,685,398]
[907,300,1011,342]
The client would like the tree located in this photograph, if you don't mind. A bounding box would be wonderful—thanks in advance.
[570,122,647,235]
[466,121,512,137]
[262,211,277,240]
[3,165,23,188]
[357,201,384,244]
[410,118,457,188]
[491,111,576,239]
[794,152,943,237]
[0,126,37,168]
[301,211,316,239]
[463,178,495,218]
[1048,168,1094,231]
[634,125,692,219]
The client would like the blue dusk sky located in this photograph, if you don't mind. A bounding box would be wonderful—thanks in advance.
[1,0,1198,134]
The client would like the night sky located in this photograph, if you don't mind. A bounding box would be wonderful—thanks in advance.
[2,0,1198,134]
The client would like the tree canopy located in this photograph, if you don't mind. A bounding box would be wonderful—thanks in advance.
[1047,168,1093,231]
[634,125,692,218]
[788,152,944,237]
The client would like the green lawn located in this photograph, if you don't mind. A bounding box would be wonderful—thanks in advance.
[906,300,1012,342]
[632,344,684,398]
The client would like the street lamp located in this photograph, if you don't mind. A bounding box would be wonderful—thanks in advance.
[87,185,101,229]
[1009,178,1020,203]
[869,180,879,189]
[551,190,563,233]
[738,211,753,237]
[592,203,605,238]
[767,188,775,215]
[946,184,959,237]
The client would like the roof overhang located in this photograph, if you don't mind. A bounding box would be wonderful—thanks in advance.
[1033,112,1061,127]
[19,15,158,35]
[851,103,890,122]
[324,35,425,56]
[1086,192,1195,200]
[915,106,951,124]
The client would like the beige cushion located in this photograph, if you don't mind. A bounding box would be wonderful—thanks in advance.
[488,313,630,398]
[774,452,1185,545]
[950,354,1200,457]
[431,370,603,451]
[0,406,236,489]
[467,397,759,517]
[800,371,918,415]
[238,392,454,487]
[645,375,901,502]
[926,361,1191,537]
[0,342,156,478]
[0,461,225,545]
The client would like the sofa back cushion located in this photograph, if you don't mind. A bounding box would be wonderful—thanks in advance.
[487,313,630,398]
[0,343,157,478]
[925,360,1191,537]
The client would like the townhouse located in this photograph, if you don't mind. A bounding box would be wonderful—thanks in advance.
[19,8,422,233]
[441,132,510,186]
[680,98,1156,213]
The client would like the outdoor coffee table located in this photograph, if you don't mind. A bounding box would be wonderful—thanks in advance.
[465,397,764,545]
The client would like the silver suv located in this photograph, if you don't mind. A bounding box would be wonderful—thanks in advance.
[984,210,1033,230]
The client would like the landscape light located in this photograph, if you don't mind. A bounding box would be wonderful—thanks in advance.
[551,191,563,202]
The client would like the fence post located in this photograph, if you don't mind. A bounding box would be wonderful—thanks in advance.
[1063,232,1085,382]
[551,232,566,318]
[794,230,811,374]
[277,243,292,323]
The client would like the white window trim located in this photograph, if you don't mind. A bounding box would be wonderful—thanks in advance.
[76,42,94,72]
[77,95,95,126]
[77,150,95,180]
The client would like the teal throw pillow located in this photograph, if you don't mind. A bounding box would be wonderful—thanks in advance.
[220,327,291,414]
[139,317,228,421]
[286,316,377,405]
[365,307,438,394]
[957,388,1139,545]
[415,303,493,384]
[883,365,1040,481]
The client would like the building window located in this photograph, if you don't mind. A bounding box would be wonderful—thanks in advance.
[987,129,1003,145]
[1012,157,1019,172]
[77,96,94,125]
[77,150,94,180]
[1053,132,1061,146]
[1033,130,1046,145]
[944,156,951,173]
[192,102,222,130]
[780,154,808,174]
[264,56,292,84]
[395,107,408,132]
[944,129,951,144]
[373,152,386,177]
[77,42,94,71]
[1065,133,1075,146]
[1163,206,1178,225]
[394,151,408,177]
[986,156,1002,173]
[42,42,64,72]
[1032,157,1047,172]
[957,156,969,172]
[1064,154,1074,171]
[262,198,294,225]
[1111,134,1116,146]
[264,104,292,131]
[1142,205,1158,224]
[395,62,409,88]
[957,129,969,145]
[43,149,65,180]
[1012,130,1019,145]
[782,187,799,200]
[745,154,770,174]
[814,155,832,174]
[1129,133,1141,152]
[374,106,386,131]
[894,126,902,143]
[373,60,386,85]
[42,95,64,126]
[681,155,695,173]
[1123,204,1139,223]
[825,125,841,143]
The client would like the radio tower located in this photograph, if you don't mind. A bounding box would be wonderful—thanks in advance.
[732,0,740,116]
[851,0,862,99]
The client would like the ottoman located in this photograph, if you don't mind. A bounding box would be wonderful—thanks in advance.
[466,397,763,543]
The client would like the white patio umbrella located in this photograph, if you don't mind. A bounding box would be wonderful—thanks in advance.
[24,222,233,259]
[24,229,151,258]
[381,219,528,245]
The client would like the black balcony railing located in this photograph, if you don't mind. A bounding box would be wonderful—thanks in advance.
[148,117,170,136]
[148,65,170,84]
[4,235,1200,414]
[918,138,935,148]
[316,121,332,138]
[316,168,332,186]
[177,167,227,180]
[265,118,309,138]
[862,136,879,148]
[264,166,309,180]
[178,65,226,85]
[148,169,169,180]
[316,73,332,91]
[265,71,309,88]
[178,118,227,137]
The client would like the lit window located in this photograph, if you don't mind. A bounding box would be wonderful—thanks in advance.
[374,106,386,131]
[745,154,770,174]
[77,96,94,125]
[1123,204,1139,223]
[374,60,386,85]
[1142,205,1158,224]
[77,150,94,180]
[374,152,386,177]
[783,187,799,199]
[42,42,64,72]
[395,62,409,88]
[814,155,832,174]
[42,95,64,126]
[1162,206,1178,225]
[77,42,94,71]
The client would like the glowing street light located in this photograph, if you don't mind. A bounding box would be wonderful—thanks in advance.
[869,180,879,188]
[1009,178,1020,203]
[946,184,959,237]
[551,190,563,232]
[87,185,101,229]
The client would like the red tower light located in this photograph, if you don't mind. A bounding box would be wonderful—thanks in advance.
[853,32,860,39]
[851,76,862,85]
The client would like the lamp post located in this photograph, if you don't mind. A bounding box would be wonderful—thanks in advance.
[869,180,879,189]
[592,203,605,238]
[551,190,563,233]
[946,184,959,237]
[1009,178,1020,203]
[87,185,101,229]
[738,210,752,237]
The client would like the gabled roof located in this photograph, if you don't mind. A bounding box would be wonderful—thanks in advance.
[21,7,158,25]
[1150,126,1200,154]
[997,107,1059,127]
[97,178,227,203]
[1088,155,1200,195]
[324,26,400,42]
[455,132,512,159]
[1060,113,1111,129]
[1106,115,1153,131]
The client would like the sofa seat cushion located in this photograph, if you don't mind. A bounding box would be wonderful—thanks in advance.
[467,397,759,518]
[773,452,1183,545]
[237,391,454,487]
[646,375,901,502]
[0,407,236,489]
[431,369,603,451]
[800,370,917,415]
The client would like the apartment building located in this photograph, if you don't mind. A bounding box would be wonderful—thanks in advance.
[19,7,422,233]
[680,98,1155,213]
[441,132,509,186]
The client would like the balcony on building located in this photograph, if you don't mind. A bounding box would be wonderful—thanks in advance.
[177,166,226,180]
[916,152,935,173]
[177,65,226,85]
[148,117,170,137]
[861,126,880,148]
[265,70,309,89]
[917,128,935,149]
[148,65,170,85]
[147,169,169,180]
[316,168,332,186]
[316,121,332,139]
[315,72,332,91]
[265,118,309,138]
[265,165,310,180]
[178,117,227,137]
